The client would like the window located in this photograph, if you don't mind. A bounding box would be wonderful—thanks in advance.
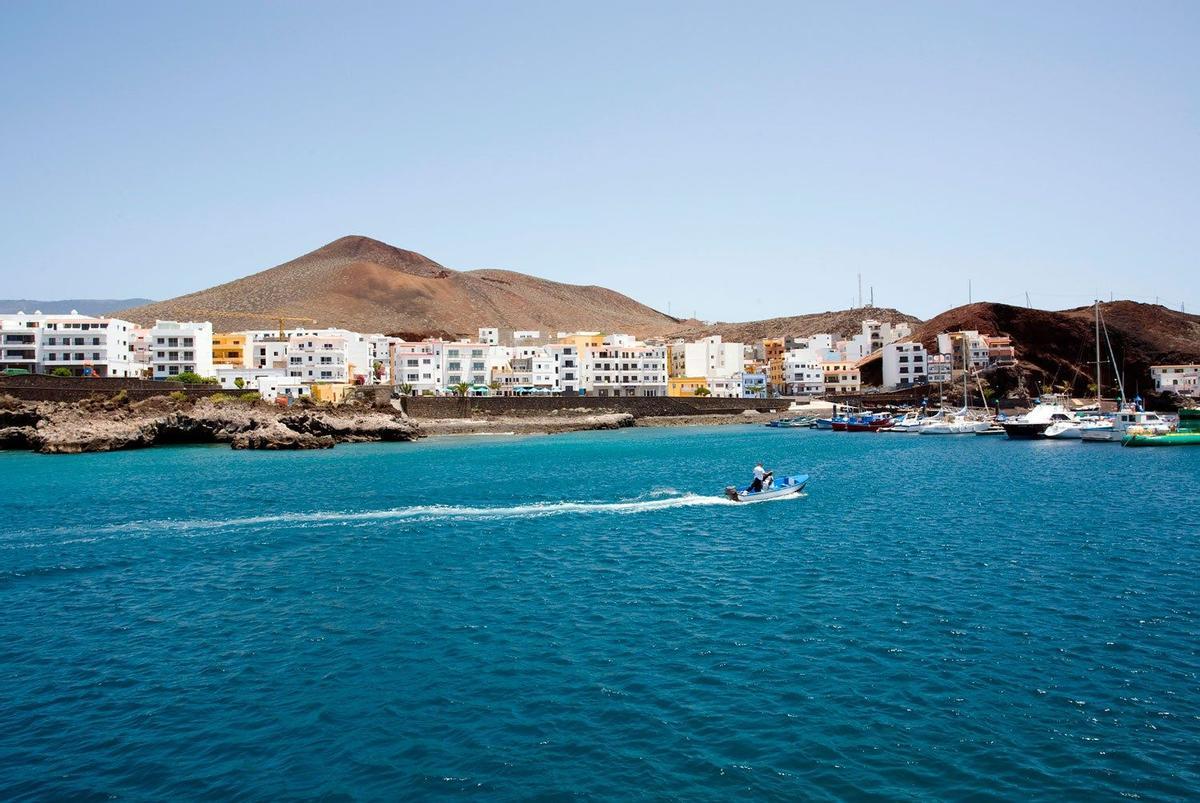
[74,353,85,361]
[92,337,100,345]
[74,337,84,346]
[168,365,179,375]
[47,353,56,361]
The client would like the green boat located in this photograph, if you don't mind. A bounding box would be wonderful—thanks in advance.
[1123,408,1200,447]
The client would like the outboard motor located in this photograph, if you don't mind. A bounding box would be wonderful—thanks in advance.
[724,485,740,501]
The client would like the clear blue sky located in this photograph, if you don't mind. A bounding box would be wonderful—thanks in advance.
[2,1,1197,320]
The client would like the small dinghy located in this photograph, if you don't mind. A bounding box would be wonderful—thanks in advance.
[724,474,809,503]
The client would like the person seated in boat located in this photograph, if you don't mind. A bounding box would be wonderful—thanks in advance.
[749,462,774,492]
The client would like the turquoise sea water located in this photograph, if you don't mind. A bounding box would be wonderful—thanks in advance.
[1,425,1197,800]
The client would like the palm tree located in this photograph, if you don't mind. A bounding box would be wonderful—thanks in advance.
[489,381,502,396]
[452,382,471,398]
[398,382,414,396]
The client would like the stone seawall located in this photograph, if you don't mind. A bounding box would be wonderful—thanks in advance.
[0,375,224,403]
[369,393,791,419]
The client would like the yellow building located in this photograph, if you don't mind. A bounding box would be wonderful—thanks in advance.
[822,361,862,395]
[559,332,604,352]
[309,382,355,404]
[668,376,708,397]
[212,333,250,367]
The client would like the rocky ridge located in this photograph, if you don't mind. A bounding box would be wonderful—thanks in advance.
[0,395,421,454]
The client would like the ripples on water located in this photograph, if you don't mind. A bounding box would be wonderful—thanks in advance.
[0,427,1197,800]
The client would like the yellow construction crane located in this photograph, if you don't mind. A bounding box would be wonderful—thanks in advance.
[170,309,319,339]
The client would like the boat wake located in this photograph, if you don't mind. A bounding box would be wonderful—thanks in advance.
[49,493,742,538]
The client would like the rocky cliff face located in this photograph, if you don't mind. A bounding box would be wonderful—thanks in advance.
[0,395,421,454]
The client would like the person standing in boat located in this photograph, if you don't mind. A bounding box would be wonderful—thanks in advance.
[749,462,774,492]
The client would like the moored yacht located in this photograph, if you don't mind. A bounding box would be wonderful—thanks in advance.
[1044,416,1113,439]
[1001,398,1078,439]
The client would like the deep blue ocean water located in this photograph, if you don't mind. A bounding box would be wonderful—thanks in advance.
[1,425,1197,801]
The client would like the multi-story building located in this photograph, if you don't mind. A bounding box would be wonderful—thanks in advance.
[544,343,580,394]
[983,334,1016,366]
[387,340,442,393]
[672,336,745,380]
[926,353,953,385]
[0,313,43,373]
[763,338,785,392]
[149,320,214,379]
[478,327,499,346]
[740,371,768,398]
[286,330,372,384]
[513,330,541,343]
[1152,364,1200,396]
[882,341,928,389]
[441,341,493,388]
[213,333,252,368]
[821,361,861,395]
[215,366,288,396]
[937,331,991,370]
[581,335,667,396]
[39,313,139,377]
[783,349,825,396]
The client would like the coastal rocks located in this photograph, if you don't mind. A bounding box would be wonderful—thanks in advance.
[0,396,421,454]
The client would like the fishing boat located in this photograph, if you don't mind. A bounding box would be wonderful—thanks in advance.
[845,412,893,432]
[765,416,815,428]
[1081,408,1171,442]
[1123,409,1200,447]
[813,417,836,430]
[724,474,809,503]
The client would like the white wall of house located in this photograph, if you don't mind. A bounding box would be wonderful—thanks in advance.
[38,314,139,377]
[882,341,928,389]
[582,336,667,396]
[149,320,214,379]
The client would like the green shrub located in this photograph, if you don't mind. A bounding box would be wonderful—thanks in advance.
[239,392,261,403]
[169,390,189,402]
[166,371,219,385]
[209,392,232,404]
[50,367,74,377]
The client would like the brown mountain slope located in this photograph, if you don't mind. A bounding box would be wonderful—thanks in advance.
[912,301,1200,397]
[662,307,923,342]
[116,236,680,337]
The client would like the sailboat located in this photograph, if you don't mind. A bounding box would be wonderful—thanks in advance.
[918,339,990,434]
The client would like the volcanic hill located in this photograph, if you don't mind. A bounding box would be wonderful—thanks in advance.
[664,307,923,342]
[911,301,1200,397]
[116,236,680,337]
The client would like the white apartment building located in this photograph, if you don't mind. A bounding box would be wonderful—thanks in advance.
[926,353,953,385]
[582,336,667,396]
[286,329,373,383]
[388,340,442,393]
[513,330,541,343]
[442,341,494,388]
[0,313,43,373]
[545,343,580,394]
[149,320,214,379]
[478,327,499,346]
[260,376,312,402]
[783,349,825,396]
[39,313,139,377]
[1152,364,1200,396]
[882,341,928,389]
[674,336,745,380]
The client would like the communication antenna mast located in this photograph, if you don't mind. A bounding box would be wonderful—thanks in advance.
[1025,291,1031,308]
[869,286,874,307]
[858,274,863,308]
[969,280,973,304]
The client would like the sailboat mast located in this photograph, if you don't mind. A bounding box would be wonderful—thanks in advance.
[1094,300,1102,409]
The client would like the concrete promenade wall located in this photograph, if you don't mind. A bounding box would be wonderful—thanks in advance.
[0,374,224,402]
[389,394,793,419]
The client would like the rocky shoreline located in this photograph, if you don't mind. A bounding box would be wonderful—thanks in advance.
[0,395,421,454]
[0,394,831,454]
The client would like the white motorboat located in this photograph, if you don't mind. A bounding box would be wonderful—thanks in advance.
[918,407,990,435]
[1044,417,1113,439]
[1001,398,1078,439]
[887,409,945,433]
[724,474,808,503]
[1081,409,1172,442]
